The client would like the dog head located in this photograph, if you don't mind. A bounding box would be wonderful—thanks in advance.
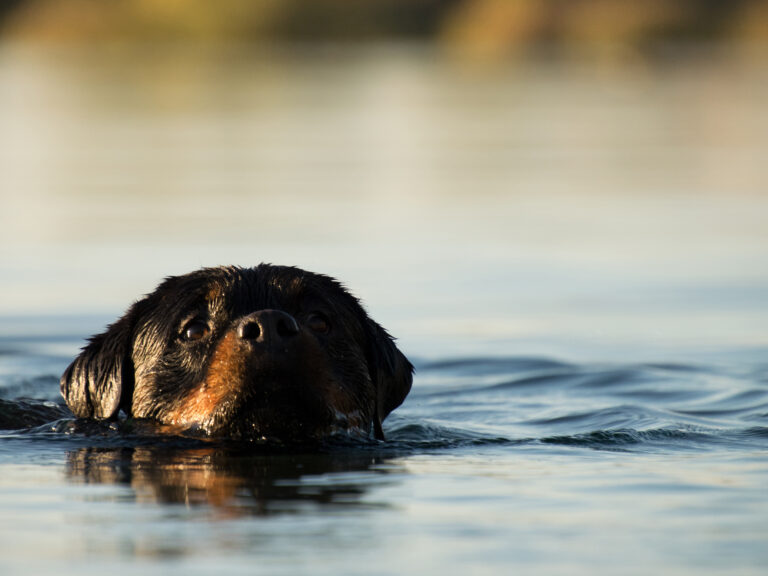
[60,265,412,442]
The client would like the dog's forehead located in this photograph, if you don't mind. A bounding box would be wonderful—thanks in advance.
[181,265,358,313]
[248,266,360,315]
[263,270,307,299]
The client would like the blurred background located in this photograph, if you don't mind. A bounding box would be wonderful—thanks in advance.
[1,0,767,360]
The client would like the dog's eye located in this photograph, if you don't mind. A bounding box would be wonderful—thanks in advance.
[306,312,330,334]
[181,320,210,342]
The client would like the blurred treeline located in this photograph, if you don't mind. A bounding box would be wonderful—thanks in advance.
[0,0,766,60]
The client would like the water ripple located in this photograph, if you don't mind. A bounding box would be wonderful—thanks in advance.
[2,355,767,454]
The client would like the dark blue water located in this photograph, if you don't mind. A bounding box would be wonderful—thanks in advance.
[2,322,767,576]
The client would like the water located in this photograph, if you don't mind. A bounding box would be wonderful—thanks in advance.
[1,44,768,575]
[2,335,768,575]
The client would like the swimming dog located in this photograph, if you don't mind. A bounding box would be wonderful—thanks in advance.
[60,265,412,442]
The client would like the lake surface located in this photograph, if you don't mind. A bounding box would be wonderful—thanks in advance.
[2,331,768,575]
[1,44,768,575]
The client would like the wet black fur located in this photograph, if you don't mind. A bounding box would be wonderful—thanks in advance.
[60,265,413,441]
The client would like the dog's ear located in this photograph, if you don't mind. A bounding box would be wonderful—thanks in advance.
[60,313,135,420]
[364,318,413,440]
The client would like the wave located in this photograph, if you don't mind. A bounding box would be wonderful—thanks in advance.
[383,421,768,454]
[2,355,767,455]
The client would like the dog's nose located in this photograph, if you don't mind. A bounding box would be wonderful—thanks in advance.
[237,310,300,343]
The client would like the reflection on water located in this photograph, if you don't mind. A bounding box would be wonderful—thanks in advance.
[66,445,395,517]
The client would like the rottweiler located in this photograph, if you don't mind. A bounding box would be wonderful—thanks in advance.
[60,265,412,442]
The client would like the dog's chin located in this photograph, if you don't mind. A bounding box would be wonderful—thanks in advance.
[188,395,370,444]
[198,420,370,445]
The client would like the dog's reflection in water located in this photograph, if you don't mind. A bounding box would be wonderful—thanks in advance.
[66,444,396,516]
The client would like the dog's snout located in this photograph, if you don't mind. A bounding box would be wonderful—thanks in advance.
[238,310,299,343]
